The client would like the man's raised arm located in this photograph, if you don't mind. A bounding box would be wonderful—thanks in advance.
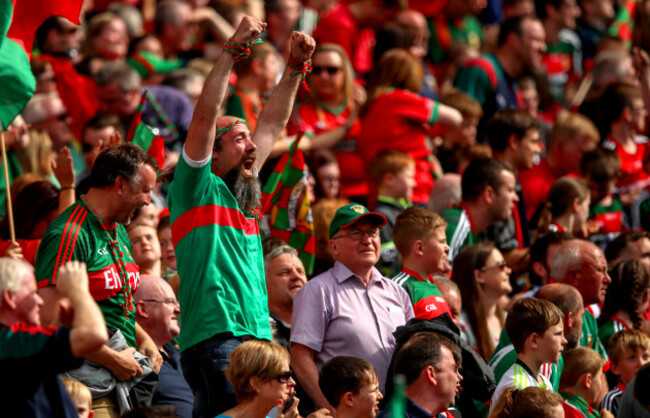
[253,31,316,168]
[184,16,267,161]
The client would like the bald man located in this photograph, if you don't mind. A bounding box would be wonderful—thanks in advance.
[550,239,611,358]
[489,283,584,390]
[166,16,316,417]
[135,275,193,418]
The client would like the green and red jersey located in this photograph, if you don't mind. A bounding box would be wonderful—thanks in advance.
[581,309,608,359]
[168,152,271,351]
[225,86,263,133]
[440,205,480,261]
[391,268,451,320]
[287,100,368,197]
[541,30,582,104]
[602,136,650,194]
[599,316,631,351]
[562,391,602,418]
[35,201,140,347]
[357,88,440,204]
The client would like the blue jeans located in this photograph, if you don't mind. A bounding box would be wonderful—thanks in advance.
[181,335,242,418]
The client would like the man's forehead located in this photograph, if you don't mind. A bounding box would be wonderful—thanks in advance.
[342,218,378,230]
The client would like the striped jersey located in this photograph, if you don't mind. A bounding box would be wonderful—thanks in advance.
[35,201,140,347]
[440,206,479,261]
[392,268,451,320]
[601,383,625,416]
[582,310,608,359]
[489,360,553,415]
[168,150,271,351]
[562,391,601,418]
[598,317,630,350]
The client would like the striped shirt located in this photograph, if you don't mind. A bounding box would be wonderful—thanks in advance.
[440,206,480,261]
[489,360,552,415]
[291,261,414,391]
[601,383,625,415]
[392,269,451,320]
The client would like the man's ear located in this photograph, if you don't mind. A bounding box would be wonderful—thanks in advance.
[425,364,437,386]
[582,372,593,389]
[329,238,340,258]
[414,239,425,257]
[115,177,128,195]
[135,301,148,319]
[343,391,355,407]
[507,134,519,151]
[1,290,16,310]
[565,311,574,333]
[528,332,540,350]
[531,261,548,281]
[483,185,495,205]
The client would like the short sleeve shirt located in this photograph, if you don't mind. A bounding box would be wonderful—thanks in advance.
[489,361,553,415]
[35,201,140,347]
[291,261,414,390]
[392,268,451,320]
[168,149,271,351]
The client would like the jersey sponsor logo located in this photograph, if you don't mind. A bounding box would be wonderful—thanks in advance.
[97,247,108,256]
[87,263,140,301]
[414,295,451,320]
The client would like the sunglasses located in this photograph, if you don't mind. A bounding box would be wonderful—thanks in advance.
[480,260,508,272]
[276,371,293,383]
[312,66,342,75]
[52,112,70,122]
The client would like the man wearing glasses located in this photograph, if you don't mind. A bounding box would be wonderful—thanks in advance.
[135,275,193,418]
[291,203,414,415]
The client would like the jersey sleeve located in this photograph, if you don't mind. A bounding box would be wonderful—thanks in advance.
[35,207,92,288]
[169,147,214,207]
[453,64,493,106]
[389,90,437,126]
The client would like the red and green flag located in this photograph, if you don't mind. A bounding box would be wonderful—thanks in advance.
[126,91,166,170]
[261,133,315,275]
[0,0,83,129]
[608,0,637,47]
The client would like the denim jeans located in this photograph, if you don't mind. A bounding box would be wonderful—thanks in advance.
[181,335,242,418]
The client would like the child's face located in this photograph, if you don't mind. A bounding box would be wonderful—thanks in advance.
[349,375,383,418]
[390,164,416,201]
[587,369,608,407]
[71,396,92,418]
[613,348,650,386]
[587,177,615,205]
[538,322,567,364]
[460,117,479,147]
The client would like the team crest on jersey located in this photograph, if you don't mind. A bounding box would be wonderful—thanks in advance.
[97,247,108,256]
[124,245,131,258]
[351,205,366,214]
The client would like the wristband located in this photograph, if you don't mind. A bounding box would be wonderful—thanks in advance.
[288,56,312,91]
[60,186,75,191]
[223,36,263,63]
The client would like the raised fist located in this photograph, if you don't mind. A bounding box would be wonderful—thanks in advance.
[232,16,266,44]
[290,31,316,62]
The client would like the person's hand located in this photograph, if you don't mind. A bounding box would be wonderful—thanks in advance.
[633,46,650,80]
[3,116,30,149]
[307,408,334,418]
[600,408,614,418]
[139,337,163,373]
[52,146,75,188]
[232,16,266,45]
[276,394,300,418]
[290,31,316,62]
[97,131,123,152]
[56,261,90,299]
[109,347,144,381]
[353,84,367,109]
[4,241,23,260]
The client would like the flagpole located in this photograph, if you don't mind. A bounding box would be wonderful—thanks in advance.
[0,130,16,242]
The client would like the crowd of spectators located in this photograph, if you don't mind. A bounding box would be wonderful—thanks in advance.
[6,0,650,417]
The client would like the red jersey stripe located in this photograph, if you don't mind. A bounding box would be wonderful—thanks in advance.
[51,205,84,283]
[171,204,260,246]
[51,206,87,283]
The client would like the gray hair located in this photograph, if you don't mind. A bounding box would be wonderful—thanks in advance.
[0,258,34,308]
[264,245,299,271]
[549,240,583,281]
[94,61,141,92]
[21,92,61,124]
[592,50,632,87]
[108,3,144,37]
[428,174,461,214]
[154,0,190,35]
[435,277,460,294]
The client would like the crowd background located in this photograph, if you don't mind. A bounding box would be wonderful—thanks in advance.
[5,0,650,416]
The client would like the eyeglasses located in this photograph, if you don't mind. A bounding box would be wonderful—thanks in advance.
[333,228,380,241]
[82,142,94,152]
[312,66,342,75]
[275,371,293,383]
[141,299,179,306]
[480,260,508,272]
[51,112,70,122]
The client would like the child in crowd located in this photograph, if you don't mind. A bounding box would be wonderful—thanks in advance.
[489,386,565,418]
[580,148,625,249]
[560,347,612,418]
[61,378,93,418]
[128,223,163,277]
[489,297,566,414]
[391,206,452,320]
[318,356,383,418]
[437,89,483,174]
[370,150,416,276]
[537,176,591,238]
[598,259,650,349]
[157,215,177,281]
[601,330,650,415]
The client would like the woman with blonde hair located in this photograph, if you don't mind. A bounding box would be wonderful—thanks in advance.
[286,44,369,202]
[358,48,462,205]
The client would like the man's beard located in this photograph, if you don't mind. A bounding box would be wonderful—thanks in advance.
[224,167,262,210]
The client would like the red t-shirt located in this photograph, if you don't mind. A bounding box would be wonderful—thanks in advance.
[357,89,439,204]
[519,158,561,220]
[312,3,374,75]
[287,101,368,197]
[602,136,650,193]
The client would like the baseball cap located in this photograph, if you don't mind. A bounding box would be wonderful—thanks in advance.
[329,203,387,239]
[127,51,182,78]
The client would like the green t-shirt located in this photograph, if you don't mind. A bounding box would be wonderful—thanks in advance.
[598,317,630,352]
[35,200,139,347]
[392,269,451,320]
[440,206,480,261]
[561,391,602,418]
[168,152,271,351]
[581,310,608,359]
[489,328,564,391]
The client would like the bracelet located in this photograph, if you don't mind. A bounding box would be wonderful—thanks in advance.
[288,56,312,91]
[223,36,263,63]
[60,186,75,191]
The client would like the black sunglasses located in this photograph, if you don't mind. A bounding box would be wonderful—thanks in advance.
[312,66,342,75]
[480,259,508,272]
[275,371,293,383]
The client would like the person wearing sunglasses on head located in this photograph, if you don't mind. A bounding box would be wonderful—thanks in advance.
[135,274,193,418]
[451,242,512,363]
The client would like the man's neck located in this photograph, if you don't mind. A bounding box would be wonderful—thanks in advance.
[495,48,522,79]
[462,201,491,234]
[544,153,567,178]
[85,188,119,225]
[402,261,430,282]
[496,152,521,174]
[140,260,162,277]
[610,120,636,146]
[269,303,293,325]
[406,387,445,416]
